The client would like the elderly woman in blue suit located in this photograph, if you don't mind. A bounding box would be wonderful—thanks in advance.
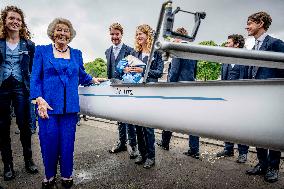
[30,18,102,189]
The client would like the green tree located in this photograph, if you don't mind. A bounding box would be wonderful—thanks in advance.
[196,40,221,81]
[84,58,107,78]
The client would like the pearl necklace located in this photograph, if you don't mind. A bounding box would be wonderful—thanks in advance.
[54,44,69,53]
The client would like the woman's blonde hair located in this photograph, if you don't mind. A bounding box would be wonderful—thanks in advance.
[47,18,76,42]
[0,5,31,39]
[134,24,154,52]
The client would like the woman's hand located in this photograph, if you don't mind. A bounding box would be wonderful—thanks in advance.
[36,97,53,119]
[92,77,107,84]
[123,67,132,73]
[124,66,143,73]
[130,67,143,73]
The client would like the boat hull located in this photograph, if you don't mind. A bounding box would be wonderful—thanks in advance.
[79,80,284,151]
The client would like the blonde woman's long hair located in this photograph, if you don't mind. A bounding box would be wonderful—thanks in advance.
[134,24,154,53]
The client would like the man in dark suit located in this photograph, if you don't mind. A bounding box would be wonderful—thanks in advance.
[216,34,249,163]
[156,27,200,159]
[245,11,284,183]
[105,23,137,158]
[0,6,38,181]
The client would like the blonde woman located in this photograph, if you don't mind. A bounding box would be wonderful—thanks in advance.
[124,24,164,168]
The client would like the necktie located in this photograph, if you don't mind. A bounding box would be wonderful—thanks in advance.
[255,40,260,50]
[113,46,119,59]
[251,40,260,78]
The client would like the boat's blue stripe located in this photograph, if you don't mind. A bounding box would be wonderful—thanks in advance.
[79,94,225,101]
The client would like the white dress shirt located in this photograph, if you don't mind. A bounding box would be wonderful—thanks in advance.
[255,32,268,50]
[112,43,123,59]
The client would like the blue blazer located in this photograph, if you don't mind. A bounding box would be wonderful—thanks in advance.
[248,35,284,79]
[0,38,35,90]
[105,43,132,79]
[221,64,248,80]
[130,50,164,82]
[169,58,197,82]
[30,44,92,114]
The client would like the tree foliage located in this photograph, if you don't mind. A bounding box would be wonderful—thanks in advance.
[196,40,221,81]
[84,58,107,78]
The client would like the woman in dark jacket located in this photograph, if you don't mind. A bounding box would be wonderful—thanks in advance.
[122,24,164,168]
[0,5,38,182]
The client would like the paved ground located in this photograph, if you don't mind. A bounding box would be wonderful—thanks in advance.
[0,118,283,189]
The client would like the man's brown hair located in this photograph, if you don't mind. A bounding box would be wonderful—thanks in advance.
[228,34,245,48]
[247,11,272,31]
[176,27,188,35]
[109,22,123,35]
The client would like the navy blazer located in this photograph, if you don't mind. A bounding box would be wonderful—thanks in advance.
[105,43,132,79]
[248,35,284,79]
[30,44,92,114]
[221,64,248,80]
[0,38,35,90]
[131,50,164,82]
[169,58,197,82]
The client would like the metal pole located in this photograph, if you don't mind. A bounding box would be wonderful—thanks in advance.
[143,1,172,83]
[155,41,284,69]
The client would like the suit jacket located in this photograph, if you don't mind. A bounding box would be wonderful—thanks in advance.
[105,43,132,79]
[221,64,248,80]
[0,38,35,90]
[30,44,92,114]
[169,58,197,82]
[248,35,284,79]
[130,50,164,82]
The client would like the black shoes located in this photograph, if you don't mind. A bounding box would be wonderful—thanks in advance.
[134,155,155,169]
[42,178,74,189]
[42,179,58,189]
[183,150,200,159]
[3,164,15,181]
[129,145,139,159]
[246,163,266,175]
[109,143,127,153]
[156,140,169,151]
[143,158,155,169]
[61,179,74,188]
[216,150,234,157]
[236,154,247,163]
[83,116,88,121]
[246,164,279,183]
[25,158,39,174]
[134,155,145,165]
[4,160,37,181]
[264,168,279,183]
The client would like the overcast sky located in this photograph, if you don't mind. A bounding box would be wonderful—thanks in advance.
[1,0,284,62]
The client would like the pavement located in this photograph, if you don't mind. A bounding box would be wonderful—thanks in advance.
[0,118,283,189]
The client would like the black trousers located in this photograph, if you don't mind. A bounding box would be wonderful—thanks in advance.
[256,147,281,170]
[135,126,155,160]
[161,130,172,146]
[0,77,32,166]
